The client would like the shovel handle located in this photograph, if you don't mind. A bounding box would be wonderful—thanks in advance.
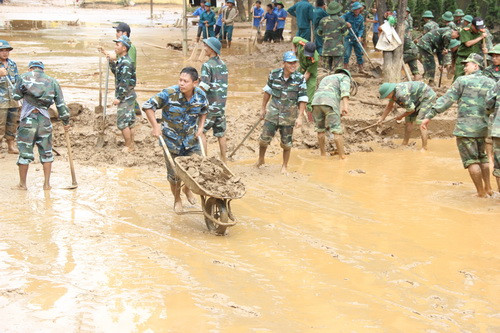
[64,128,78,186]
[349,27,375,67]
[229,118,262,158]
[482,39,488,68]
[354,117,396,134]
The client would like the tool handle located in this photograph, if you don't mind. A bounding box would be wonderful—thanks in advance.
[482,39,488,68]
[229,118,262,157]
[102,61,110,131]
[349,27,374,66]
[159,136,176,171]
[99,54,102,106]
[354,117,396,134]
[64,129,78,186]
[198,136,206,157]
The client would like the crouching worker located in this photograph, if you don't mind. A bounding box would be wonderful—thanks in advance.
[311,68,351,159]
[256,51,307,174]
[12,61,70,190]
[143,67,208,213]
[108,35,136,153]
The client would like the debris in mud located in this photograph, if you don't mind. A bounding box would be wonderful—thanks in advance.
[452,182,463,186]
[348,169,366,174]
[176,155,245,198]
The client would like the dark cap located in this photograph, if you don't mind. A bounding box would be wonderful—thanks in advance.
[304,42,316,57]
[112,22,131,35]
[472,17,485,30]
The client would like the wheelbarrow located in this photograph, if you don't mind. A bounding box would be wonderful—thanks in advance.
[159,136,245,235]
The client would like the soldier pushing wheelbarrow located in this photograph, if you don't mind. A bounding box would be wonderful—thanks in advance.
[143,66,245,235]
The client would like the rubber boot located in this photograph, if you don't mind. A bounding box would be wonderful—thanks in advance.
[6,138,18,154]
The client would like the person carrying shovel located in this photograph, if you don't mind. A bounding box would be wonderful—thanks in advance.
[199,37,228,162]
[12,61,70,191]
[142,67,208,213]
[341,2,365,73]
[256,51,307,174]
[200,2,216,38]
[220,0,238,48]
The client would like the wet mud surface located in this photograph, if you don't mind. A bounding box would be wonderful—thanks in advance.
[0,3,498,332]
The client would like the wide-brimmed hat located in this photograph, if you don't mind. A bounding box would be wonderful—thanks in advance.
[326,1,342,15]
[461,53,484,68]
[453,9,464,17]
[488,44,500,55]
[335,68,352,79]
[422,11,434,18]
[203,37,221,54]
[351,1,363,11]
[463,15,473,23]
[0,40,13,51]
[441,11,453,22]
[379,83,396,99]
[28,60,44,69]
[448,39,461,49]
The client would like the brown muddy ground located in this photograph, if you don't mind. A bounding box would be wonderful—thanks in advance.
[0,3,499,332]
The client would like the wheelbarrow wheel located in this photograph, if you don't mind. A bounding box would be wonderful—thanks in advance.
[204,198,228,235]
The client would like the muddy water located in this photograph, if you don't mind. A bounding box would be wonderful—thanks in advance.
[1,139,498,331]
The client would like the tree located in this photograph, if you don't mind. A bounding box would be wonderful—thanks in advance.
[427,0,442,19]
[380,0,408,82]
[442,0,456,13]
[466,0,479,17]
[413,0,427,28]
[484,0,500,28]
[235,0,247,21]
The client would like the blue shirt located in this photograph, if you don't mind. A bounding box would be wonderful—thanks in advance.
[342,11,364,38]
[264,12,278,31]
[193,7,206,27]
[142,85,208,155]
[276,8,288,29]
[253,7,265,27]
[372,13,379,32]
[216,5,226,26]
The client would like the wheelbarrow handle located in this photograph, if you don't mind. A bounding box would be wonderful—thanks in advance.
[159,136,176,171]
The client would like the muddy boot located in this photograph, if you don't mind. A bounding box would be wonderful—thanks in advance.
[358,64,367,75]
[6,138,18,154]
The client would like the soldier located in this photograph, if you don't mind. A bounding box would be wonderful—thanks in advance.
[378,81,436,150]
[311,68,351,159]
[484,44,500,81]
[453,9,464,28]
[342,2,365,72]
[293,37,319,120]
[417,27,459,85]
[220,0,238,48]
[462,15,473,28]
[107,35,136,153]
[421,53,495,197]
[485,80,499,191]
[12,61,70,191]
[200,2,216,38]
[317,2,348,71]
[199,37,228,162]
[287,0,314,40]
[143,67,208,213]
[0,40,19,154]
[455,18,492,80]
[405,6,413,30]
[256,51,307,174]
[313,0,328,54]
[422,11,439,34]
[403,20,421,80]
[441,11,456,30]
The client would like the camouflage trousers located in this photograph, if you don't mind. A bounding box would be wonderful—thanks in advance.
[312,105,342,134]
[407,91,437,123]
[418,47,436,81]
[456,136,488,169]
[320,56,343,71]
[204,114,226,137]
[259,120,294,150]
[404,52,420,75]
[453,55,467,81]
[16,112,53,165]
[493,137,500,178]
[117,97,137,130]
[0,107,19,141]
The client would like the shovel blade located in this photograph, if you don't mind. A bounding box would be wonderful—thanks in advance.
[61,184,78,190]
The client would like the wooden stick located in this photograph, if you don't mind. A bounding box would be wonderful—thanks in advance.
[354,117,396,134]
[229,118,262,157]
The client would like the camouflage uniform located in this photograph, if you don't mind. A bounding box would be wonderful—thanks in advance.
[12,68,69,165]
[423,20,439,34]
[199,55,228,137]
[484,65,500,82]
[425,70,495,168]
[447,21,457,30]
[260,68,308,149]
[485,80,500,177]
[293,36,319,113]
[110,54,136,130]
[392,82,436,123]
[417,27,454,82]
[317,14,348,71]
[0,58,20,142]
[311,73,350,134]
[403,21,420,76]
[142,85,208,182]
[455,28,494,80]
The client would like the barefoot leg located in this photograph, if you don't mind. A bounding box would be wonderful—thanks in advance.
[169,181,183,213]
[42,162,52,190]
[333,134,346,159]
[318,132,326,156]
[467,163,487,197]
[479,163,493,196]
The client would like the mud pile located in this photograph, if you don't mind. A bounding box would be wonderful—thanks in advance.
[176,155,245,198]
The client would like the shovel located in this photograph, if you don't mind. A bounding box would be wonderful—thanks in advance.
[229,118,262,158]
[482,39,488,68]
[62,128,78,189]
[96,61,110,148]
[94,54,103,113]
[354,117,396,134]
[349,27,382,77]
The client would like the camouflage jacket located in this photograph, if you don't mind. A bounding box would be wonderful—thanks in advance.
[311,73,350,114]
[403,21,418,56]
[392,81,435,112]
[199,56,228,117]
[110,54,136,102]
[13,69,70,125]
[484,65,500,82]
[0,58,19,108]
[485,80,499,137]
[406,14,413,30]
[426,70,495,137]
[423,20,439,34]
[417,27,454,65]
[317,14,348,57]
[447,21,457,30]
[142,85,208,154]
[293,36,319,77]
[263,68,307,126]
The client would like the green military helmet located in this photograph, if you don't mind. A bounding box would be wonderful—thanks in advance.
[441,11,453,22]
[0,40,13,51]
[203,37,222,54]
[488,44,500,55]
[461,53,484,68]
[463,15,473,23]
[335,68,351,79]
[351,1,363,11]
[326,1,342,15]
[28,60,44,70]
[453,9,464,17]
[275,1,284,7]
[379,83,396,99]
[422,11,434,18]
[448,39,461,49]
